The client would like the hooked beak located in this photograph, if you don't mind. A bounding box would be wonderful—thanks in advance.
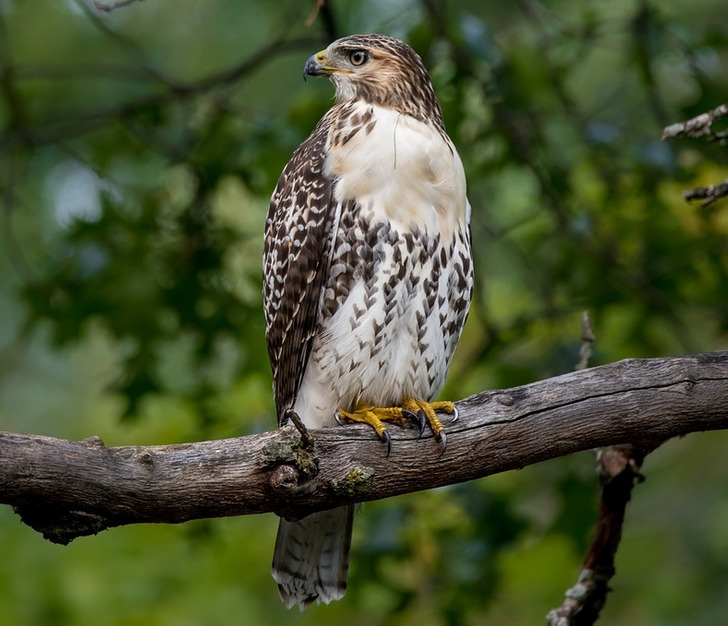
[303,50,329,81]
[303,49,353,81]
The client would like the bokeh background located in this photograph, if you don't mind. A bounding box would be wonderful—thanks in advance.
[2,0,728,624]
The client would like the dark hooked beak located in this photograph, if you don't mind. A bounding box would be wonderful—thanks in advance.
[303,52,328,81]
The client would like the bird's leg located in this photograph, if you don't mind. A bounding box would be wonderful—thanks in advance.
[335,398,458,454]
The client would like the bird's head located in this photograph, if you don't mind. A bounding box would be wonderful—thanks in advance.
[303,34,443,127]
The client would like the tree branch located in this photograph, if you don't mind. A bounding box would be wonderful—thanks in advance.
[1,35,320,149]
[547,444,652,625]
[92,0,145,12]
[2,351,728,546]
[78,0,177,88]
[682,180,728,207]
[662,103,728,206]
[661,103,728,142]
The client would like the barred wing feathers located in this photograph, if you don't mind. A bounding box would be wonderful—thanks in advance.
[263,114,338,424]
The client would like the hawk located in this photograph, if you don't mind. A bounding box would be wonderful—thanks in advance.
[264,34,473,609]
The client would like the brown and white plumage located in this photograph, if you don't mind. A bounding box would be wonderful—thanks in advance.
[264,34,473,610]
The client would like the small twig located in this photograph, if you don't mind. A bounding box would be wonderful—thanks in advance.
[547,444,656,625]
[575,310,595,371]
[283,409,315,450]
[304,0,338,40]
[305,0,326,28]
[661,103,728,141]
[92,0,144,12]
[78,0,177,88]
[662,104,728,207]
[682,180,728,207]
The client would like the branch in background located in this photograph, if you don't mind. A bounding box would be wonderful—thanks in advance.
[0,34,319,148]
[2,352,728,547]
[79,0,176,87]
[682,180,728,207]
[575,310,595,371]
[92,0,145,12]
[553,314,658,624]
[305,0,339,40]
[662,103,728,207]
[661,103,728,141]
[547,444,653,625]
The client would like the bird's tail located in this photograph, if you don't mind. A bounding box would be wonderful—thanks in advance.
[272,505,354,610]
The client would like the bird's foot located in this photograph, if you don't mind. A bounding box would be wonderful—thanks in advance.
[401,398,457,452]
[335,398,457,455]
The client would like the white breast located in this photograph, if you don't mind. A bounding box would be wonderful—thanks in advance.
[324,104,469,240]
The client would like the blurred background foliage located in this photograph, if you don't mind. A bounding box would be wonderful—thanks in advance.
[1,0,727,624]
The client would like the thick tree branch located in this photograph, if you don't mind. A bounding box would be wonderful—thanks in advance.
[2,351,728,546]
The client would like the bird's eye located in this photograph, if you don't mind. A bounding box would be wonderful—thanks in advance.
[349,50,368,66]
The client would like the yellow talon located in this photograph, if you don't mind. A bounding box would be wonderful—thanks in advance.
[336,406,404,438]
[335,398,457,454]
[401,398,456,441]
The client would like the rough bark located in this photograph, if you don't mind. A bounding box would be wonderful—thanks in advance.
[2,351,728,545]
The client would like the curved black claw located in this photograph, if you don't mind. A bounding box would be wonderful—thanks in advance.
[403,408,425,438]
[334,410,344,427]
[437,430,448,456]
[382,429,392,458]
[450,405,459,423]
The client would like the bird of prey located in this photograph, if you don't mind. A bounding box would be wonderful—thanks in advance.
[264,33,473,610]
